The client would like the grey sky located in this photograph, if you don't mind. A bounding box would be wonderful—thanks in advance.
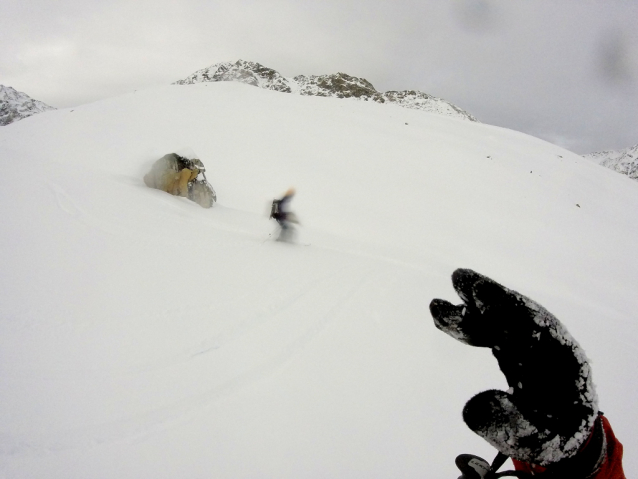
[1,0,636,153]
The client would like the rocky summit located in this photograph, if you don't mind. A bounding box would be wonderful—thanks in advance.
[583,144,638,182]
[174,60,479,122]
[0,85,55,126]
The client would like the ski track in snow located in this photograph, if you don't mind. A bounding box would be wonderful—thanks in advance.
[2,265,351,379]
[50,181,83,217]
[0,260,374,456]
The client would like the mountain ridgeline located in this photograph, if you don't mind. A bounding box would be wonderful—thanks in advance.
[0,85,55,126]
[583,144,638,182]
[174,60,479,122]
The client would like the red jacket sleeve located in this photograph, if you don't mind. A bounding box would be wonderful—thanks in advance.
[513,415,625,479]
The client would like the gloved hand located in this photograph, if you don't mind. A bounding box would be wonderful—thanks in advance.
[430,269,598,466]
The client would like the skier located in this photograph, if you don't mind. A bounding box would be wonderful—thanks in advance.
[430,269,625,479]
[270,187,297,242]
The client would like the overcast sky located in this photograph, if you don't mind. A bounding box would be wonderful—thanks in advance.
[1,0,636,153]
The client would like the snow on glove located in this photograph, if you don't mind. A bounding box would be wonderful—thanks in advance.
[430,268,598,466]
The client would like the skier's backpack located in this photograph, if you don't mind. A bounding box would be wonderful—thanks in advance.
[270,199,280,219]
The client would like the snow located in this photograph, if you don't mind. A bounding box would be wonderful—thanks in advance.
[172,146,199,160]
[1,81,636,478]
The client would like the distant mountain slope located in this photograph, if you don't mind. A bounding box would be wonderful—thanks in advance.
[174,59,478,122]
[1,81,637,479]
[0,85,55,126]
[583,144,638,181]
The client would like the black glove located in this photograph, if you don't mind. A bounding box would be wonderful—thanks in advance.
[430,269,598,466]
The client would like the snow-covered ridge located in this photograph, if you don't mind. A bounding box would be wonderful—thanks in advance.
[174,60,479,122]
[0,85,55,126]
[583,144,638,181]
[1,81,636,478]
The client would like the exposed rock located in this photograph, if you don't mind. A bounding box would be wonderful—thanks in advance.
[174,60,478,122]
[292,72,380,99]
[144,151,216,208]
[176,60,292,93]
[583,144,638,182]
[1,85,56,126]
[380,90,478,119]
[189,177,217,208]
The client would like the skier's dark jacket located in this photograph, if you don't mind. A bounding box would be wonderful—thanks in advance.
[272,191,294,224]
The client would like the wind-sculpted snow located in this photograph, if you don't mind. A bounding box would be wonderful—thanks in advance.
[0,85,55,126]
[583,144,638,181]
[174,60,479,122]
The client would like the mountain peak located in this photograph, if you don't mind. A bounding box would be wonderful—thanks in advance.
[174,60,478,122]
[583,144,638,181]
[0,85,56,126]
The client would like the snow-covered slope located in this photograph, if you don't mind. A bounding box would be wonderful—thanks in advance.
[1,82,636,479]
[174,59,478,121]
[583,144,638,181]
[0,85,55,126]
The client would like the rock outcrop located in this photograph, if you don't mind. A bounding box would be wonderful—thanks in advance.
[0,85,56,126]
[144,149,217,208]
[174,60,478,122]
[583,144,638,182]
